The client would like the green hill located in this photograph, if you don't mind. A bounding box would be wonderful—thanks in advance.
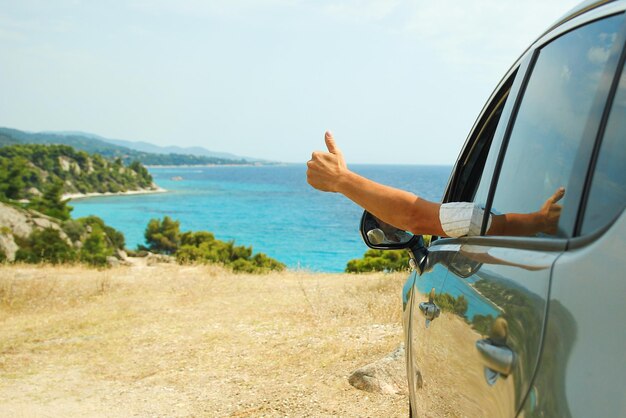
[0,143,156,201]
[0,127,249,166]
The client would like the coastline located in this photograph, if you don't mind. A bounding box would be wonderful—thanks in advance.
[62,187,167,201]
[144,162,284,169]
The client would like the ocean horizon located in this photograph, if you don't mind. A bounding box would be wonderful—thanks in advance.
[71,164,452,272]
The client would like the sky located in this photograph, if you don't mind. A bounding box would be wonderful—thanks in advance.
[0,0,581,164]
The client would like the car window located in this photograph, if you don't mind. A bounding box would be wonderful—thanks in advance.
[486,14,624,238]
[581,62,626,234]
[446,72,516,203]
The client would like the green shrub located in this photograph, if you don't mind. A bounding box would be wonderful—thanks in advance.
[14,217,123,267]
[471,314,494,335]
[15,228,76,264]
[78,216,125,250]
[62,219,86,242]
[433,293,468,318]
[345,249,410,273]
[27,180,73,221]
[79,224,114,266]
[145,216,180,254]
[249,252,286,272]
[180,231,215,246]
[174,230,285,273]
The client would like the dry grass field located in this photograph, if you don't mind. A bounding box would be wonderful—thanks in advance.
[0,261,409,417]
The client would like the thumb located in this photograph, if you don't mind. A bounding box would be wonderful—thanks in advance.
[549,187,566,204]
[324,130,340,154]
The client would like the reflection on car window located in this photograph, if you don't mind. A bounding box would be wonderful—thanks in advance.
[488,14,624,238]
[582,63,626,234]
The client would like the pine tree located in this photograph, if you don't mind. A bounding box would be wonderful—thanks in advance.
[27,179,73,220]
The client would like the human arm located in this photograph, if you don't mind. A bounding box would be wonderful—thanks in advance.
[488,187,565,236]
[306,131,564,237]
[306,131,446,236]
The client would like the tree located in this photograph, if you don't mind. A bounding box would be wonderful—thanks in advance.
[15,228,76,264]
[78,216,125,250]
[433,293,469,319]
[144,216,181,254]
[80,224,114,266]
[0,156,30,200]
[27,179,73,221]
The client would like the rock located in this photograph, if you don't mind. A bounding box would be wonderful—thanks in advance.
[32,216,59,230]
[146,253,159,266]
[348,344,408,395]
[146,253,174,266]
[0,202,69,241]
[27,187,42,197]
[106,256,120,267]
[0,232,19,261]
[114,250,132,266]
[0,202,35,239]
[58,156,72,171]
[116,249,129,260]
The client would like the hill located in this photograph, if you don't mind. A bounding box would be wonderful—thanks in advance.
[0,127,255,166]
[0,200,125,265]
[95,136,255,162]
[44,130,257,161]
[0,143,157,200]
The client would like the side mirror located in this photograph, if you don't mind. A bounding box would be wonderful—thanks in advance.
[360,211,429,273]
[359,211,419,250]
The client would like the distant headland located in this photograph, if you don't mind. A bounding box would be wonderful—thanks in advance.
[0,126,273,167]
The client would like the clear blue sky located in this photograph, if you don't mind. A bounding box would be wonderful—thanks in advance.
[0,0,580,164]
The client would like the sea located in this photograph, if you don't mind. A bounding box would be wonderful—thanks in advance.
[71,164,452,272]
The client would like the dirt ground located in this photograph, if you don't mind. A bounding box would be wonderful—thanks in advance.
[0,262,409,417]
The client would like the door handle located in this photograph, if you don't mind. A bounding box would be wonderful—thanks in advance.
[418,288,440,328]
[476,339,515,376]
[475,317,516,385]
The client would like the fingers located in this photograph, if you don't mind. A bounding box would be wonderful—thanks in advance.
[324,130,340,154]
[549,187,566,203]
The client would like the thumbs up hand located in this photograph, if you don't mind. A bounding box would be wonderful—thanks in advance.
[307,131,349,193]
[537,187,565,235]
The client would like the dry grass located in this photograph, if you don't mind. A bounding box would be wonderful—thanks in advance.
[0,262,409,417]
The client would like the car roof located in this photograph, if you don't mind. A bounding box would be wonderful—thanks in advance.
[548,0,617,35]
[505,0,623,81]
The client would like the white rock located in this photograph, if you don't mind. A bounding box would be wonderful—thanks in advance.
[0,232,19,261]
[348,344,408,395]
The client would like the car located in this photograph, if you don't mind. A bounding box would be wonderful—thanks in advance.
[359,0,626,416]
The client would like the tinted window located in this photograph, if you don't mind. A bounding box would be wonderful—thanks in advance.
[582,63,626,234]
[487,15,624,238]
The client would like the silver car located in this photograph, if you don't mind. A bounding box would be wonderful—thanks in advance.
[360,1,626,416]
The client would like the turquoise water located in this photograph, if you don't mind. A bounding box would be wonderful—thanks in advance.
[71,164,452,272]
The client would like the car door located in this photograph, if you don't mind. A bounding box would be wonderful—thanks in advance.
[522,38,626,417]
[407,12,626,417]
